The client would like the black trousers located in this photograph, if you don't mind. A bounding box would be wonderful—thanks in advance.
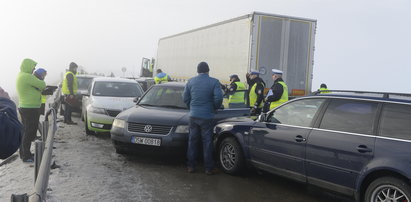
[18,108,40,159]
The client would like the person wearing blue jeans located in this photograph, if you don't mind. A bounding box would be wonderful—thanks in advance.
[183,62,223,175]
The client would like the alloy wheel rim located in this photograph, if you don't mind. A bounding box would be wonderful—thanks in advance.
[220,143,236,170]
[371,184,409,202]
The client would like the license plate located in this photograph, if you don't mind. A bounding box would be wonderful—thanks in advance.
[132,137,161,146]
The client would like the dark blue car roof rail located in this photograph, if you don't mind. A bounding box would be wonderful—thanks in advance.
[312,90,411,100]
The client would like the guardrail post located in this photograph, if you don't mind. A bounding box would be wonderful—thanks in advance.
[10,193,28,202]
[34,141,44,183]
[42,120,48,141]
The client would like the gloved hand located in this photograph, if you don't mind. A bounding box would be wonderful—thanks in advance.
[250,106,257,115]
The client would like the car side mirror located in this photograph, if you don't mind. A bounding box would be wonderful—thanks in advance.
[133,97,140,103]
[82,91,90,96]
[257,113,267,122]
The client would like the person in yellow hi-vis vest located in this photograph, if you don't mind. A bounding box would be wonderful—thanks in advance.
[246,70,265,116]
[154,69,171,84]
[226,74,247,108]
[265,69,288,112]
[33,68,48,115]
[318,83,330,94]
[62,62,78,125]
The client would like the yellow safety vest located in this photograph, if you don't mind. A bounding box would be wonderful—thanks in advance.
[154,74,169,84]
[319,87,330,94]
[249,82,265,108]
[229,82,246,104]
[41,95,47,104]
[270,81,289,110]
[62,71,78,95]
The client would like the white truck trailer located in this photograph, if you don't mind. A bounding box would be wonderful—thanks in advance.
[154,12,316,96]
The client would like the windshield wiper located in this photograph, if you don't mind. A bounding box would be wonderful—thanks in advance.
[139,103,157,107]
[158,105,187,109]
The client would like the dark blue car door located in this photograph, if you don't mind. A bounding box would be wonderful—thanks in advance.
[305,99,377,195]
[249,98,325,182]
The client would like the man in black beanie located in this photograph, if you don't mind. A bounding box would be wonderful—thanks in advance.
[183,61,223,175]
[61,62,78,124]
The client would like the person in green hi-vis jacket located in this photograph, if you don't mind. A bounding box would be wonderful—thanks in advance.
[16,58,46,163]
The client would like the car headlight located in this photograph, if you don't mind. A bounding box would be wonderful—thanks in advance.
[88,106,106,114]
[112,119,126,128]
[175,125,189,134]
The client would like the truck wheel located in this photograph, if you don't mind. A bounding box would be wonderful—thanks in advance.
[218,137,245,175]
[85,117,93,135]
[364,176,411,202]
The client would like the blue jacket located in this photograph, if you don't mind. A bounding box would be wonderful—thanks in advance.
[183,74,223,119]
[0,97,22,159]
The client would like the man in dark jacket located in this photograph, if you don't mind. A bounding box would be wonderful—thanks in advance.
[183,62,223,175]
[0,87,23,160]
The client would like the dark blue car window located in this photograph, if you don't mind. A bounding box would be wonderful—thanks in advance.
[379,103,411,140]
[270,98,325,127]
[139,86,187,109]
[319,99,378,135]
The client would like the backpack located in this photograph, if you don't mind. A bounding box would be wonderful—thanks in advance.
[0,98,22,159]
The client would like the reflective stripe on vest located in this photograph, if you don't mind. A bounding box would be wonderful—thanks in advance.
[62,71,78,95]
[154,74,169,84]
[269,81,288,110]
[41,95,47,104]
[249,82,265,108]
[319,87,330,94]
[228,82,246,104]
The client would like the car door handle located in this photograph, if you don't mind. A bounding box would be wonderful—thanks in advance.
[295,135,306,142]
[357,145,372,153]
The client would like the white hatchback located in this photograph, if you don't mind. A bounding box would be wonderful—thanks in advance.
[82,77,143,135]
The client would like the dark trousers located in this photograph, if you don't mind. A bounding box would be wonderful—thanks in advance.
[64,102,73,122]
[18,108,40,159]
[187,117,215,171]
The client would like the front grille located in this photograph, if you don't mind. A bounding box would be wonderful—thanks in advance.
[106,110,121,117]
[128,122,172,135]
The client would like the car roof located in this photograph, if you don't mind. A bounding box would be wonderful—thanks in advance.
[76,75,100,78]
[309,90,411,104]
[154,82,186,87]
[93,77,138,83]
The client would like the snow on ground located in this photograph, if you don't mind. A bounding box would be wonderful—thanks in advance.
[1,115,154,202]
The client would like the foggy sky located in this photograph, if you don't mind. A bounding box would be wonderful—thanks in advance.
[1,0,410,96]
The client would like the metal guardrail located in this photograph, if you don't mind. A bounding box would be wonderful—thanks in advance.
[11,106,58,202]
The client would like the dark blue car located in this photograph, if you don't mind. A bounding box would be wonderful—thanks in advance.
[110,82,249,153]
[214,91,411,202]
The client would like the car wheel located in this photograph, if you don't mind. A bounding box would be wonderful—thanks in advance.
[85,116,93,135]
[218,137,245,175]
[364,176,411,202]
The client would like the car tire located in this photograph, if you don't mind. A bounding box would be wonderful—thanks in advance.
[218,137,245,175]
[364,176,411,202]
[85,116,93,135]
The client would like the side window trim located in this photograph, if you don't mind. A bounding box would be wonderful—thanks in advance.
[312,98,331,129]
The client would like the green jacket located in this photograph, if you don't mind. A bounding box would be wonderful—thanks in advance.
[16,58,46,108]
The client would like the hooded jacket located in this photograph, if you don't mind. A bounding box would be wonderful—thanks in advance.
[16,58,46,108]
[0,97,22,159]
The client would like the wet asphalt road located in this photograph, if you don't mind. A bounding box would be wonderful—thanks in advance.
[51,115,355,202]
